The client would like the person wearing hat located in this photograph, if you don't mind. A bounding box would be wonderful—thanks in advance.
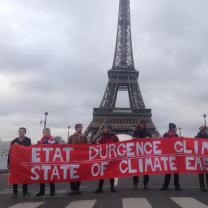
[94,124,119,193]
[195,125,208,191]
[160,123,182,191]
[68,123,88,195]
[132,120,152,190]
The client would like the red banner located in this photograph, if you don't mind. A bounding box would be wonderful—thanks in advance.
[9,137,208,184]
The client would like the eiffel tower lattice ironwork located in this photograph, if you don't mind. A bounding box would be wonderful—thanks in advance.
[85,0,159,140]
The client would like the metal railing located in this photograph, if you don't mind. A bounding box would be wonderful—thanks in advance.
[94,108,151,114]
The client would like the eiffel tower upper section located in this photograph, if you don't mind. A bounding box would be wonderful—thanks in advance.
[113,0,135,70]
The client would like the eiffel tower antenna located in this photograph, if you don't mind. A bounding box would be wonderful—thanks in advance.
[113,0,134,69]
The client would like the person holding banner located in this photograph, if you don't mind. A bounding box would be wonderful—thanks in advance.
[132,120,152,190]
[196,125,208,192]
[36,128,57,197]
[7,127,31,198]
[94,124,119,193]
[67,123,87,195]
[160,123,182,191]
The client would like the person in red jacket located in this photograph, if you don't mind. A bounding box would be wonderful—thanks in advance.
[94,125,119,193]
[160,123,182,191]
[36,128,57,197]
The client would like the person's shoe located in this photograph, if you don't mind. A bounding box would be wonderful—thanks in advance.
[23,192,31,197]
[36,192,45,196]
[175,187,182,191]
[133,184,138,190]
[144,185,148,190]
[200,187,207,192]
[11,193,17,198]
[111,187,117,193]
[69,191,76,195]
[50,192,55,196]
[75,190,82,195]
[94,188,103,193]
[160,186,168,191]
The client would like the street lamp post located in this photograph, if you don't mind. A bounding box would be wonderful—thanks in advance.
[203,114,207,127]
[67,126,70,139]
[179,127,182,137]
[44,112,48,129]
[40,112,49,129]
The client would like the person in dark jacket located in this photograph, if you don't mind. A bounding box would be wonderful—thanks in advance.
[36,128,57,197]
[68,123,87,195]
[94,125,119,193]
[132,120,152,190]
[7,127,31,198]
[195,125,208,191]
[160,123,182,191]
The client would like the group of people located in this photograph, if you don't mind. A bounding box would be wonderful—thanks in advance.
[7,121,208,198]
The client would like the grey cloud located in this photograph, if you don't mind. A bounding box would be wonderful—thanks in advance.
[0,0,207,142]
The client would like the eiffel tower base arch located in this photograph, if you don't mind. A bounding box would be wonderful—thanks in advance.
[85,108,159,142]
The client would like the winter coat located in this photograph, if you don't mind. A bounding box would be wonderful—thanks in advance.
[7,137,31,166]
[68,132,87,144]
[99,133,119,144]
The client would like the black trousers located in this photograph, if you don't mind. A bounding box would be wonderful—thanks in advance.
[13,184,28,194]
[39,183,55,194]
[133,175,149,186]
[163,173,180,188]
[198,173,208,188]
[70,181,81,191]
[98,178,115,189]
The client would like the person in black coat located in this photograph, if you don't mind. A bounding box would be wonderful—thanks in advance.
[132,120,152,189]
[195,125,208,191]
[7,127,31,198]
[160,123,182,191]
[94,125,119,193]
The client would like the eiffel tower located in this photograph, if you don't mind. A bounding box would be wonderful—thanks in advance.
[85,0,159,140]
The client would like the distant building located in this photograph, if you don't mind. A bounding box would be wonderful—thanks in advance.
[0,139,10,170]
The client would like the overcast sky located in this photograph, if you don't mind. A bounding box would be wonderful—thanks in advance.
[0,0,207,142]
